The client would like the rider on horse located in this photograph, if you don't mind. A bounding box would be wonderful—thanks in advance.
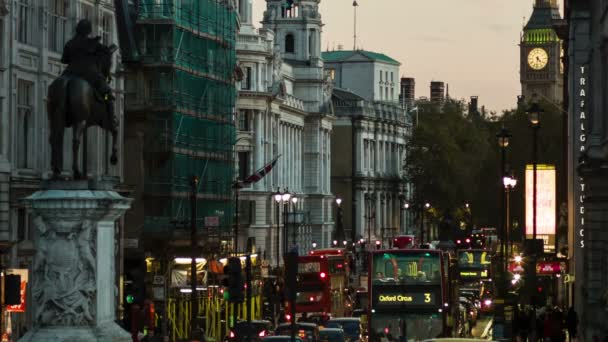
[60,19,114,120]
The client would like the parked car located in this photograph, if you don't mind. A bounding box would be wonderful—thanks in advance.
[301,313,331,327]
[319,328,346,342]
[275,322,320,342]
[325,318,361,342]
[262,337,304,342]
[225,320,273,342]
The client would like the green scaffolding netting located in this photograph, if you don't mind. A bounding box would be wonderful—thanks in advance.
[138,0,236,43]
[136,0,237,235]
[139,25,236,81]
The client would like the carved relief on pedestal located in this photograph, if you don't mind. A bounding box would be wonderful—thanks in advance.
[32,216,97,326]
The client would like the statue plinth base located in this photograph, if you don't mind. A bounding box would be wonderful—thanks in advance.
[19,180,132,342]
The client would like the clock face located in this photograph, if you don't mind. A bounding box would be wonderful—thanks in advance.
[528,48,549,70]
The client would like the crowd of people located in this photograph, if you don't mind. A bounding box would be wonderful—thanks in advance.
[513,305,584,342]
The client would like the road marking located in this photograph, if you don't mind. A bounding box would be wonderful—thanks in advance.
[481,318,493,339]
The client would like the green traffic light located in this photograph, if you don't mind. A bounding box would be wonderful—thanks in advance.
[126,294,134,304]
[223,290,230,300]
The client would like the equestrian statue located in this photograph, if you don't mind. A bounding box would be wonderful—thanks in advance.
[48,19,118,179]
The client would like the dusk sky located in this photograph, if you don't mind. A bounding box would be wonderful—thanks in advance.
[252,0,564,113]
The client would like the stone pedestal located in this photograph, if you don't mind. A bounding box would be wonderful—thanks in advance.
[19,181,132,342]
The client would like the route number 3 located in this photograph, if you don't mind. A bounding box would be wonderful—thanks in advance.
[424,293,431,303]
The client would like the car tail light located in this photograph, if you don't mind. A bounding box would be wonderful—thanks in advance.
[286,314,291,321]
[320,272,326,279]
[229,330,235,338]
[258,330,266,337]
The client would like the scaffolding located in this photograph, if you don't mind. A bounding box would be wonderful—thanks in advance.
[135,0,237,235]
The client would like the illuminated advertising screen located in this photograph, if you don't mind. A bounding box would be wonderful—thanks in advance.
[525,164,556,253]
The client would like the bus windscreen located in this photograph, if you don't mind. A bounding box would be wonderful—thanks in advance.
[371,252,442,285]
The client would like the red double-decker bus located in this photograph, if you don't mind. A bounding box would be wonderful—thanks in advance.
[368,249,452,340]
[288,248,350,317]
[392,235,416,249]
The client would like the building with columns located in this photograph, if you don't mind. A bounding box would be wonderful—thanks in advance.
[566,0,608,337]
[235,0,335,261]
[323,50,412,247]
[0,0,123,333]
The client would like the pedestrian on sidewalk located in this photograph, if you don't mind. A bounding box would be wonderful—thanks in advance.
[566,307,578,342]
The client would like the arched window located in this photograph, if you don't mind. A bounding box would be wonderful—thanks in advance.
[285,34,295,53]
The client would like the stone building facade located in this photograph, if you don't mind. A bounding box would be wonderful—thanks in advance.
[0,0,123,333]
[567,0,608,337]
[323,50,411,246]
[235,0,335,261]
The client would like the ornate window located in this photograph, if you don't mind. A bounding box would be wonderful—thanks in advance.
[285,34,295,53]
[17,0,35,45]
[101,12,113,45]
[48,0,68,52]
[79,2,93,20]
[238,110,250,131]
[16,79,34,169]
[238,151,250,181]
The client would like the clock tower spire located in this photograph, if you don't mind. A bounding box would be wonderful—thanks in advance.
[520,0,563,103]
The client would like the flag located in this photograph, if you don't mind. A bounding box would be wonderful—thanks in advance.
[242,155,281,184]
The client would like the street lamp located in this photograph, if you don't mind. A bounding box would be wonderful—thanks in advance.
[272,190,283,268]
[496,126,511,264]
[312,241,317,249]
[334,198,345,244]
[503,174,517,262]
[421,202,431,243]
[526,95,542,308]
[526,97,542,244]
[364,193,377,250]
[272,187,293,266]
[291,196,298,246]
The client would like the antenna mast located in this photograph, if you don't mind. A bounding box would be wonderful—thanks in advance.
[353,1,359,50]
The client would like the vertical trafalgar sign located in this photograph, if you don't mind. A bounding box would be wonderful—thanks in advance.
[576,65,587,250]
[525,164,556,253]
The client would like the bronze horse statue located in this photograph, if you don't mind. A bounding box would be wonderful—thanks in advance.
[47,44,118,179]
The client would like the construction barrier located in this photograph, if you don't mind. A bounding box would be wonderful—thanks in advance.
[166,288,262,342]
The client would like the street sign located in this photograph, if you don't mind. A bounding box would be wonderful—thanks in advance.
[123,239,139,249]
[153,275,165,285]
[153,287,165,301]
[536,261,567,275]
[205,216,220,227]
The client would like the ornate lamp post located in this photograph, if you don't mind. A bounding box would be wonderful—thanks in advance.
[364,193,377,250]
[527,98,542,244]
[421,202,431,243]
[527,95,543,307]
[334,198,344,244]
[281,190,292,254]
[496,127,511,272]
[503,174,517,258]
[273,191,283,268]
[290,196,298,247]
[272,188,292,266]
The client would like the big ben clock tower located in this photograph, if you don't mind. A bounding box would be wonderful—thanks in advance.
[520,0,563,103]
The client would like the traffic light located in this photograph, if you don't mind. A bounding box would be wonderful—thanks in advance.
[284,251,298,301]
[123,257,146,329]
[223,257,244,303]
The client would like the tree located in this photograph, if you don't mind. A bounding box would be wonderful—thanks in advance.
[405,99,493,223]
[405,98,564,232]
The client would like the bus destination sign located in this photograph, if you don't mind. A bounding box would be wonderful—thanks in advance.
[373,291,436,307]
[459,269,490,279]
